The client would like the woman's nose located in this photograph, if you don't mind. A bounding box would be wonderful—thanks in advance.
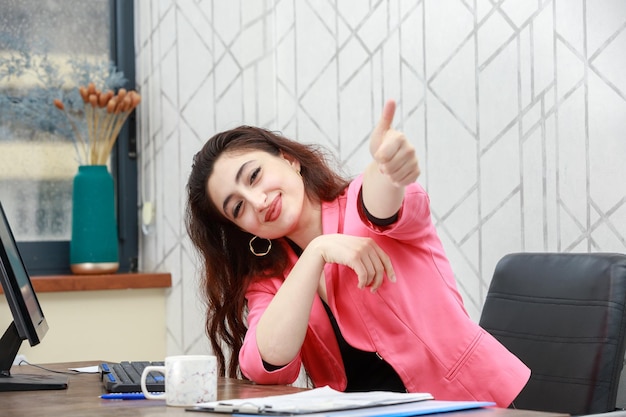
[248,190,268,211]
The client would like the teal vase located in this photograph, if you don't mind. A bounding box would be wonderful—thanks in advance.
[70,165,119,274]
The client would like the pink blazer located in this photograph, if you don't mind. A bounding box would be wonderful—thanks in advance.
[239,176,530,407]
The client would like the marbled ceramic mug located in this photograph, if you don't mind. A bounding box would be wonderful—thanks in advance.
[140,355,217,406]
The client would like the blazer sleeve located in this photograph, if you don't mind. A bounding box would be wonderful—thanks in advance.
[347,176,435,243]
[238,277,304,385]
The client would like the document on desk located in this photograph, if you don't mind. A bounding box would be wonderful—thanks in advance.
[187,386,495,416]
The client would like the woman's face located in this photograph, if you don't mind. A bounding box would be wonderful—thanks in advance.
[207,149,305,239]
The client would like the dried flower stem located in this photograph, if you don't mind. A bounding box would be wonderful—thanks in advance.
[53,99,89,162]
[56,83,141,165]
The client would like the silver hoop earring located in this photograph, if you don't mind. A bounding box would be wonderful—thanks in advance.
[249,236,272,256]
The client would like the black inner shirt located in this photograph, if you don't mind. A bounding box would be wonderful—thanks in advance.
[320,300,406,392]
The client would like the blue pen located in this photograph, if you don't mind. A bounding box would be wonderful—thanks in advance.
[100,392,150,400]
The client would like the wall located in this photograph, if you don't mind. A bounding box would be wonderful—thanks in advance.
[134,0,626,357]
[0,289,167,363]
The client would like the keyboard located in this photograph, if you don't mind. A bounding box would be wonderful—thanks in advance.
[99,361,165,393]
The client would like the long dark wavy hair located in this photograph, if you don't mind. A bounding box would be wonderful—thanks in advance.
[186,126,350,378]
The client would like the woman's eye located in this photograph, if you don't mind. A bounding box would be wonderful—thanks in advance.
[233,201,243,218]
[250,167,260,184]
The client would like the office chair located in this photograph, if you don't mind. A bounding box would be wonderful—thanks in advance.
[479,252,626,416]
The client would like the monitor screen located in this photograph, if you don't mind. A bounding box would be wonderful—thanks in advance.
[0,202,67,391]
[0,204,48,347]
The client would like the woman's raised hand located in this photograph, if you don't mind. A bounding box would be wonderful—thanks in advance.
[369,99,420,187]
[309,234,396,292]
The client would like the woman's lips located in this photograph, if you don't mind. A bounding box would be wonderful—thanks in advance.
[265,195,282,222]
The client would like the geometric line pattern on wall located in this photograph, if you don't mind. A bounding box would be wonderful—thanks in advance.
[134,0,626,358]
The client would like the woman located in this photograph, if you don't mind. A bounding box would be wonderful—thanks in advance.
[186,100,530,407]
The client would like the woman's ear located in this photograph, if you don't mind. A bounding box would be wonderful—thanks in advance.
[280,151,301,173]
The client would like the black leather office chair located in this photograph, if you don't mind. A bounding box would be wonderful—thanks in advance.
[479,252,626,415]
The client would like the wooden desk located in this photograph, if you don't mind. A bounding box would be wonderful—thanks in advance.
[1,361,567,417]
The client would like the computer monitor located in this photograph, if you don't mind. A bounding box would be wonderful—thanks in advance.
[0,202,68,391]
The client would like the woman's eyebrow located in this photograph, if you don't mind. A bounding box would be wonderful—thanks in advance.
[236,160,254,182]
[222,160,254,214]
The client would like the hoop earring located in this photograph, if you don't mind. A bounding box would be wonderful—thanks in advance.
[249,236,272,256]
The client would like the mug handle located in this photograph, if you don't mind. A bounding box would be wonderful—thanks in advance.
[140,365,166,400]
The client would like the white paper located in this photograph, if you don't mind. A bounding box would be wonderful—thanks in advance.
[68,365,100,373]
[195,386,433,414]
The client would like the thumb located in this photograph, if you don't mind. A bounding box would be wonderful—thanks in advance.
[370,99,396,154]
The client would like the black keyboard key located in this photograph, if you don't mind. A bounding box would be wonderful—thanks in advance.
[133,361,157,384]
[111,364,132,384]
[121,362,142,383]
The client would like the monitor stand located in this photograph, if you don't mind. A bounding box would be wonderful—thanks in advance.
[0,322,67,391]
[0,373,68,391]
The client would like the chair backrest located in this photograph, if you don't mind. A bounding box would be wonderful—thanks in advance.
[479,252,626,415]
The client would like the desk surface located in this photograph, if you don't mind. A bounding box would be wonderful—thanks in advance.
[2,361,567,417]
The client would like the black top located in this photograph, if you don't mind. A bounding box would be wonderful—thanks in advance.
[321,300,406,392]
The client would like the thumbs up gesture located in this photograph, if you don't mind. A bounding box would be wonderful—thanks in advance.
[369,99,420,187]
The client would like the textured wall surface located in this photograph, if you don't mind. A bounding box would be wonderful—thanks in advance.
[134,0,626,357]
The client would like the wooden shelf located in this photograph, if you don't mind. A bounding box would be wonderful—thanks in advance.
[0,272,171,293]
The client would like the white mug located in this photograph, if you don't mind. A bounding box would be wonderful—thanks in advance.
[140,355,217,406]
